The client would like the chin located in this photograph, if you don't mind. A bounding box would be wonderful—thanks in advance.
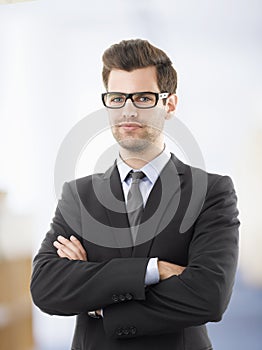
[118,138,150,153]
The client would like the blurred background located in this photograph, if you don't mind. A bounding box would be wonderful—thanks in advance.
[0,0,261,349]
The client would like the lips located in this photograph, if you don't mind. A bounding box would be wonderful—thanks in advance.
[118,122,143,131]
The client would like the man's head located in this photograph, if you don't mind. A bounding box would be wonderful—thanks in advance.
[102,39,177,94]
[102,39,178,163]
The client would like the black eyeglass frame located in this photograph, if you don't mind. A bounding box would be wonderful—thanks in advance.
[101,91,170,109]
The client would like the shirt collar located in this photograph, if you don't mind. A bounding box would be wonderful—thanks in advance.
[117,146,171,185]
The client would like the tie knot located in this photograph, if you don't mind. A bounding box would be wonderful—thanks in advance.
[129,171,145,182]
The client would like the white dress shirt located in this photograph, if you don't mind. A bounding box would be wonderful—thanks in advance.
[117,147,171,285]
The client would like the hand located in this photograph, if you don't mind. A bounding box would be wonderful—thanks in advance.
[53,235,87,261]
[158,261,186,280]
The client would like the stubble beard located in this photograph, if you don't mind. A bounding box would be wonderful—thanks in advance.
[118,138,150,153]
[112,126,162,154]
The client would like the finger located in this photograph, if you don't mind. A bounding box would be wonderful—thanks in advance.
[57,248,69,259]
[68,236,88,261]
[53,241,79,260]
[57,235,84,259]
[54,236,87,261]
[70,236,88,259]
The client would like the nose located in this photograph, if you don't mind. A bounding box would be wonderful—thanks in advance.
[121,100,138,119]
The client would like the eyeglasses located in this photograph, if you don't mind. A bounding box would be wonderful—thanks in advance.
[101,91,169,109]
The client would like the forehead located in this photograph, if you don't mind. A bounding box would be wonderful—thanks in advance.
[107,66,159,93]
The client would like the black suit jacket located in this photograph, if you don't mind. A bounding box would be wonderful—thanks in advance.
[30,154,240,350]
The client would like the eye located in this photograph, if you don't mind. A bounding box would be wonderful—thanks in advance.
[108,94,125,103]
[139,96,151,102]
[134,93,155,104]
[112,97,123,103]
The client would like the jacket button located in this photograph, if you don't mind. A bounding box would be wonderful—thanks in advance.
[125,293,133,300]
[130,326,137,335]
[116,328,123,336]
[123,328,130,335]
[119,294,126,302]
[112,294,119,302]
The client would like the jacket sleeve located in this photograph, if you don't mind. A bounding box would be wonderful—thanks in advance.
[102,176,240,339]
[30,182,149,316]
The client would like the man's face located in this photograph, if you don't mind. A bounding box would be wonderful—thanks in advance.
[107,66,172,153]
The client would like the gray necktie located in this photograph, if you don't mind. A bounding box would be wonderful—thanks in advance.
[126,171,145,244]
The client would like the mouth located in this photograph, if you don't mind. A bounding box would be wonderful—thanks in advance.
[117,122,143,131]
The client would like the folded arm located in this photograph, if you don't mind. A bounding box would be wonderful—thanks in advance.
[30,182,150,315]
[52,235,185,317]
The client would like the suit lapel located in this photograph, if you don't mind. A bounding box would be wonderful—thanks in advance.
[99,163,133,257]
[132,154,184,257]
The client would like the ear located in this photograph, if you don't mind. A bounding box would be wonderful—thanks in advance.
[165,94,178,120]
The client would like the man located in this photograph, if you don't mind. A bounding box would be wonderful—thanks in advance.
[30,39,240,350]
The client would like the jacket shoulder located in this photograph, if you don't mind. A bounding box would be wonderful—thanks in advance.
[181,159,234,190]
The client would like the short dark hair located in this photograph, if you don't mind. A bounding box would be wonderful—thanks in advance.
[102,39,177,94]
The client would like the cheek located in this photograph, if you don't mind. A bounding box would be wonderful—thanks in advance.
[145,112,165,130]
[107,110,121,125]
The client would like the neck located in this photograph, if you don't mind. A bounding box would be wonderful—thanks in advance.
[119,142,165,169]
